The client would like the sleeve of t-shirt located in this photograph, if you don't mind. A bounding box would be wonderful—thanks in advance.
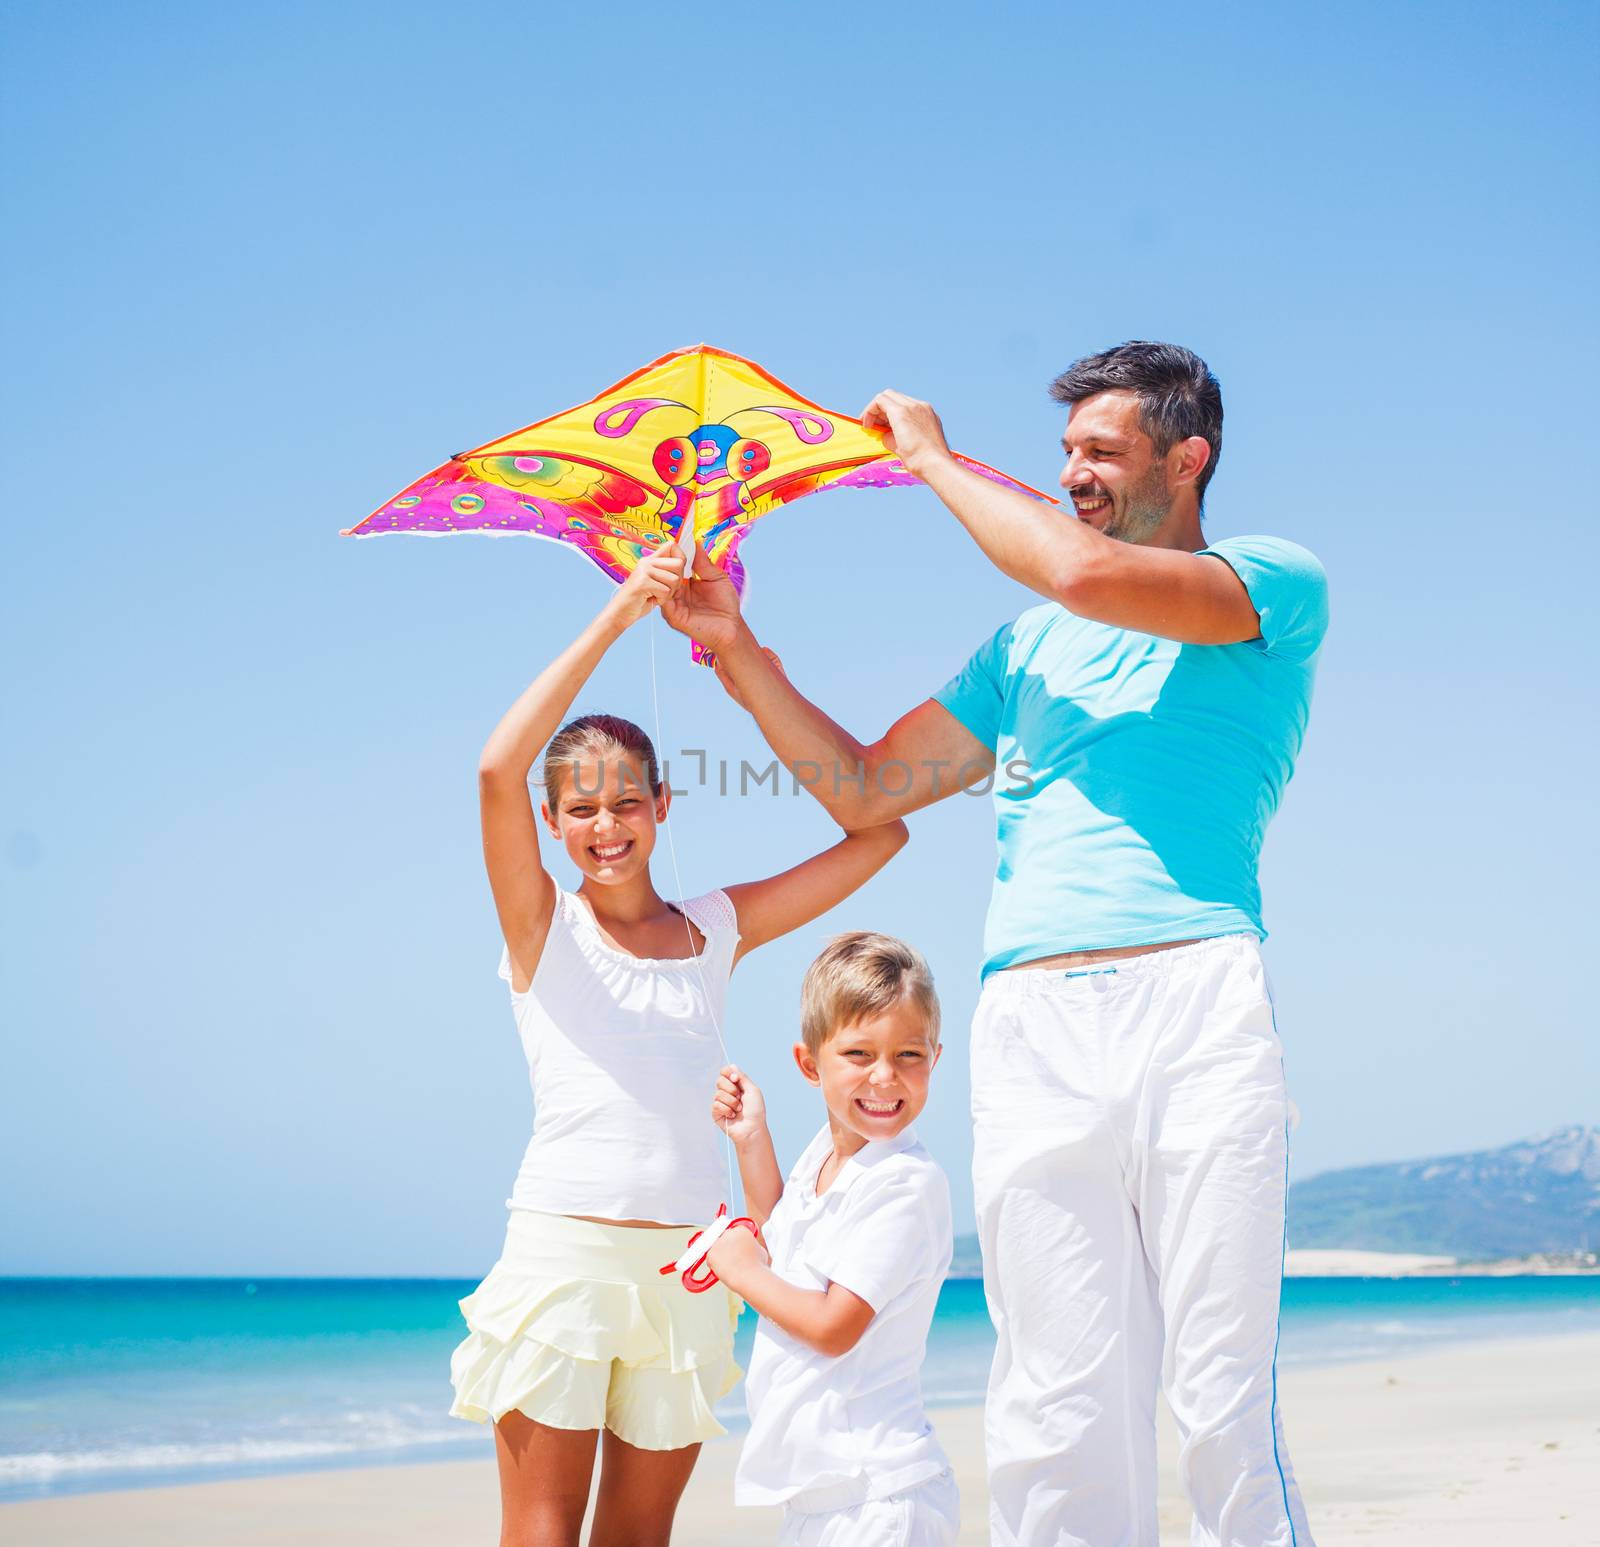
[810,1165,953,1313]
[1202,535,1329,664]
[931,622,1013,748]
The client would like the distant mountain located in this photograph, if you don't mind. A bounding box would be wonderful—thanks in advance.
[1288,1125,1600,1260]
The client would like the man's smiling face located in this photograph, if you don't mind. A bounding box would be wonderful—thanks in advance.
[1059,389,1174,543]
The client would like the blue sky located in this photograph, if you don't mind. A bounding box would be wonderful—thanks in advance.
[3,0,1596,1274]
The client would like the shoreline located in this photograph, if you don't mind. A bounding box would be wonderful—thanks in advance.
[3,1329,1596,1545]
[1282,1248,1600,1277]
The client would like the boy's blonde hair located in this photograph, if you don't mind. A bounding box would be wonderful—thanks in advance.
[800,932,940,1055]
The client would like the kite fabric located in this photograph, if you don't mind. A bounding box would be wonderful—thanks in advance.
[343,344,1054,659]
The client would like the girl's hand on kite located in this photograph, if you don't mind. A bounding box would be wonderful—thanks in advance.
[861,389,953,478]
[712,1064,768,1146]
[661,537,742,653]
[605,547,686,629]
[706,1221,770,1289]
[714,647,785,711]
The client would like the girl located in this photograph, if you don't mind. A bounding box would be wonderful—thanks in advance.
[449,546,907,1547]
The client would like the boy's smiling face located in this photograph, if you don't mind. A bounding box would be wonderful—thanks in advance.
[795,994,942,1153]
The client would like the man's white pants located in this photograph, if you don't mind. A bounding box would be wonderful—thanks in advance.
[971,934,1314,1547]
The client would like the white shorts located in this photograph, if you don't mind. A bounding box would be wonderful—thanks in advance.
[972,934,1315,1547]
[777,1469,959,1547]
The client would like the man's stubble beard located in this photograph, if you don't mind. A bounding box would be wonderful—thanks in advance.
[1102,461,1174,544]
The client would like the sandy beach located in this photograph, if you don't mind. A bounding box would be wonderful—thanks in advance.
[3,1331,1595,1546]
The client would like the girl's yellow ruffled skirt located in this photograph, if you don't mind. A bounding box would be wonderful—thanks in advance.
[449,1210,743,1451]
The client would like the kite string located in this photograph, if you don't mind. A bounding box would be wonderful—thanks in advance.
[648,610,740,1208]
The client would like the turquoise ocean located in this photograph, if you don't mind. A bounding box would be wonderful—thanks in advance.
[3,1275,1598,1501]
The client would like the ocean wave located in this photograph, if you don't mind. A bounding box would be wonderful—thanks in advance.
[926,1384,989,1406]
[0,1425,472,1483]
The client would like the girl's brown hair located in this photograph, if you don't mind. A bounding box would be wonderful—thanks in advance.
[541,714,662,803]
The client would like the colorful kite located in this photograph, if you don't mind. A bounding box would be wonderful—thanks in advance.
[344,345,1052,659]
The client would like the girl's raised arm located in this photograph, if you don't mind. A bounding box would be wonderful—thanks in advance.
[481,549,685,988]
[724,820,909,967]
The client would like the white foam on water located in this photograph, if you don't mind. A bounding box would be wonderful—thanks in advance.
[0,1418,473,1483]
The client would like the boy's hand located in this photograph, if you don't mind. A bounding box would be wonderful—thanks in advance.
[604,547,686,629]
[712,1064,767,1146]
[706,1224,769,1289]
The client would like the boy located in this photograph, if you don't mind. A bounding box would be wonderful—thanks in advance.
[706,931,958,1546]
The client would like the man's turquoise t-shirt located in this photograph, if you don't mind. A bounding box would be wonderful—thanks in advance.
[933,535,1328,977]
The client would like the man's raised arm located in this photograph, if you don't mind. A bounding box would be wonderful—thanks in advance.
[662,546,994,828]
[862,390,1263,646]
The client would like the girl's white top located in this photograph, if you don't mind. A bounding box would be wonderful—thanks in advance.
[498,886,737,1226]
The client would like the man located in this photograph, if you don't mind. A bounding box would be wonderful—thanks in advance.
[666,342,1326,1546]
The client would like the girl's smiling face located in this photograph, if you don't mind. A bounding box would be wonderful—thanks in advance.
[795,995,942,1153]
[543,754,665,884]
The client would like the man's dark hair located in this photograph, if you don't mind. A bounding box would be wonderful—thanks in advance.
[1048,341,1223,503]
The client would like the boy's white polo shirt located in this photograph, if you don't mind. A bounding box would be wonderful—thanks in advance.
[735,1122,954,1510]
